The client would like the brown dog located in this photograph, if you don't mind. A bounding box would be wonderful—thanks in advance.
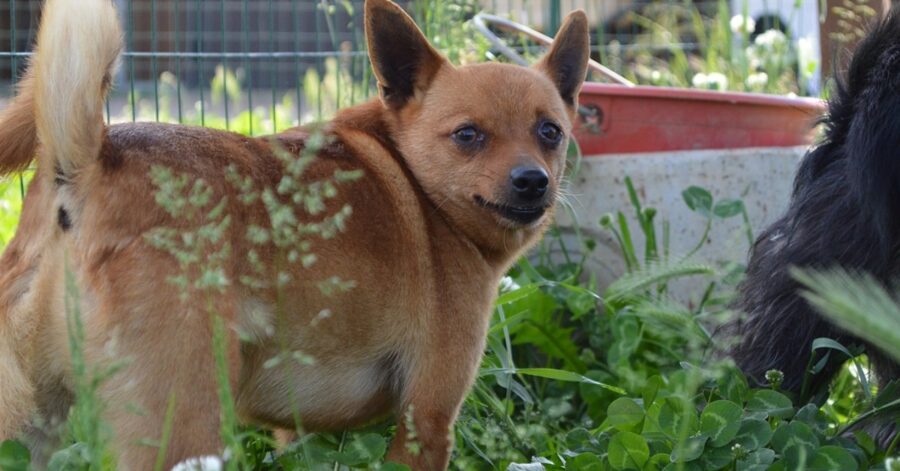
[0,0,589,468]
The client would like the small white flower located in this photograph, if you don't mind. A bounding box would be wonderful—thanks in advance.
[499,276,521,293]
[692,72,708,88]
[730,14,756,34]
[754,29,788,49]
[693,72,728,91]
[746,72,768,89]
[886,457,900,471]
[171,455,223,471]
[707,72,728,90]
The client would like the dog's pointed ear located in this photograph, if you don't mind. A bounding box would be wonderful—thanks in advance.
[536,10,590,107]
[365,0,446,108]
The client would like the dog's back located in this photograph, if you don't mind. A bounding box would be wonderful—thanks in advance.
[730,8,900,394]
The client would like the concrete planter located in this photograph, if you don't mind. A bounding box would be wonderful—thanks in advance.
[555,146,807,293]
[556,84,823,296]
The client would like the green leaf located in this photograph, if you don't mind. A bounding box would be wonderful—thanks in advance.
[671,435,707,463]
[700,445,734,471]
[808,446,858,471]
[717,367,750,405]
[875,379,900,408]
[380,463,412,471]
[565,428,601,454]
[794,403,828,432]
[811,337,872,401]
[567,452,604,470]
[682,186,713,218]
[605,398,645,432]
[733,419,773,451]
[658,398,699,438]
[608,432,649,470]
[647,453,671,468]
[0,440,30,471]
[331,433,386,465]
[746,389,794,419]
[642,375,664,408]
[47,443,90,471]
[771,422,819,469]
[852,430,877,456]
[713,198,744,218]
[699,400,743,447]
[737,448,775,471]
[663,463,703,471]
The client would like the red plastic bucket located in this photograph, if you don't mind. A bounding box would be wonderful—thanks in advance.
[573,83,826,155]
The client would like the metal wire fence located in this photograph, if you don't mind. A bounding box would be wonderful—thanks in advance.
[2,0,809,130]
[0,0,833,134]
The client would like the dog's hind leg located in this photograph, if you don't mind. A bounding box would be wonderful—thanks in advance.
[83,245,241,469]
[0,322,35,439]
[0,244,43,440]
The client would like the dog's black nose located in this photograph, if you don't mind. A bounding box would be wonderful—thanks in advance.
[510,166,549,201]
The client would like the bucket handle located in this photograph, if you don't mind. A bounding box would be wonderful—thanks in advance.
[472,12,634,87]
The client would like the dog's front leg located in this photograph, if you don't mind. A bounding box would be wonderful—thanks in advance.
[386,321,487,470]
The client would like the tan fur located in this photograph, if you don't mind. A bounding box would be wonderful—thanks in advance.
[0,0,589,469]
[33,0,123,177]
[0,69,37,174]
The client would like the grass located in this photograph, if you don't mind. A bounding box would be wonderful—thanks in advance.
[0,1,898,469]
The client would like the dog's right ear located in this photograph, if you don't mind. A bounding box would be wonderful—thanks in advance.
[535,10,590,108]
[365,0,446,108]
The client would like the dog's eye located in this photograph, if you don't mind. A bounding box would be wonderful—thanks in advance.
[451,126,485,148]
[538,121,563,146]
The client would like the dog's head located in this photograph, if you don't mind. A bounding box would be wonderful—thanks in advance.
[365,0,589,252]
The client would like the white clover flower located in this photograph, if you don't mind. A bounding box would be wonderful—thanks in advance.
[692,72,708,88]
[499,276,521,293]
[745,46,762,69]
[171,455,224,471]
[730,14,756,34]
[754,29,788,49]
[694,72,728,91]
[746,72,769,89]
[707,72,728,90]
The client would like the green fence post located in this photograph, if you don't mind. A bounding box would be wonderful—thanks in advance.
[548,0,561,35]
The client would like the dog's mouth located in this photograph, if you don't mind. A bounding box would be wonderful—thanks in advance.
[474,195,548,226]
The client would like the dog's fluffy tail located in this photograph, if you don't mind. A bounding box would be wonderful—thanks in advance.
[729,7,900,395]
[0,69,38,174]
[0,0,123,177]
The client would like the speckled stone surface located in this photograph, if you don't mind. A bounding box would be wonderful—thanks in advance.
[552,146,808,298]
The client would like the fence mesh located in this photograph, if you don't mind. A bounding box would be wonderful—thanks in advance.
[5,0,786,131]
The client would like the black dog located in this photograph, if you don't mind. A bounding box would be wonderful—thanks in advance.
[729,8,900,399]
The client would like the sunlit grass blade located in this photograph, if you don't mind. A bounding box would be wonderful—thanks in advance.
[606,260,716,302]
[792,267,900,363]
[480,367,626,394]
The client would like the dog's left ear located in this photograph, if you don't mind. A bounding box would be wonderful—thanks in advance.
[365,0,447,108]
[536,10,590,107]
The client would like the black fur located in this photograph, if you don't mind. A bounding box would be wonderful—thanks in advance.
[729,8,900,397]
